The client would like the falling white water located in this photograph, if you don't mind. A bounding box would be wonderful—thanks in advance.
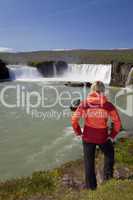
[53,63,57,77]
[8,64,112,84]
[65,64,112,84]
[126,67,133,86]
[9,65,43,81]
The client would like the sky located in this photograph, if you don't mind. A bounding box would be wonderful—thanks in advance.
[0,0,133,52]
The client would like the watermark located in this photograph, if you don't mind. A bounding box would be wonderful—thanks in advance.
[0,84,133,119]
[31,109,71,120]
[0,84,85,119]
[115,85,133,117]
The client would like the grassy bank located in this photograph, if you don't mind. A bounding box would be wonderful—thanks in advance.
[1,49,133,64]
[0,138,133,200]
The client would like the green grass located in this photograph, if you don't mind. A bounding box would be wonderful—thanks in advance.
[0,170,60,200]
[60,180,133,200]
[115,138,133,165]
[80,180,133,200]
[1,49,133,64]
[0,139,132,200]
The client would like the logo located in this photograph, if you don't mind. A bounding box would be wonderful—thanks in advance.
[115,85,133,117]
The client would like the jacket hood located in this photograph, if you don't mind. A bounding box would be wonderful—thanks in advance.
[87,92,107,105]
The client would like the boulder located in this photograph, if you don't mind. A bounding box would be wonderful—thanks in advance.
[114,167,133,180]
[62,174,84,190]
[0,59,10,81]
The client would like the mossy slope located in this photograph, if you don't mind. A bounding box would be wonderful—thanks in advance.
[0,139,132,200]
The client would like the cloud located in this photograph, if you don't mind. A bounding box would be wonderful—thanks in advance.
[0,47,15,52]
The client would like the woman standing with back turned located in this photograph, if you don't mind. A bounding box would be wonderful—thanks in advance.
[71,81,121,190]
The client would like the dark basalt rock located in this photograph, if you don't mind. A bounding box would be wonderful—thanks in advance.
[35,61,68,77]
[55,61,68,75]
[126,68,133,86]
[0,59,10,81]
[110,61,133,87]
[36,61,55,77]
[65,82,91,87]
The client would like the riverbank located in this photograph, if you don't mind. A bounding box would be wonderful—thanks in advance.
[0,138,132,200]
[1,49,133,64]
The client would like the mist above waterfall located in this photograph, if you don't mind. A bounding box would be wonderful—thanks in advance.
[65,64,112,84]
[8,64,112,84]
[9,65,43,81]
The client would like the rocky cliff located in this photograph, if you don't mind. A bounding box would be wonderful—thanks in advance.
[31,60,133,87]
[31,60,68,77]
[110,61,133,87]
[0,59,10,81]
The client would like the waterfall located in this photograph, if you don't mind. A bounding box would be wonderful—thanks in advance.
[8,64,112,84]
[53,63,57,77]
[9,65,43,81]
[65,64,112,84]
[126,68,133,87]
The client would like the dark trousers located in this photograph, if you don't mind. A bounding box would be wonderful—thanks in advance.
[83,140,114,189]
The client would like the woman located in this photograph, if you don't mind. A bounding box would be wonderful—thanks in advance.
[71,81,121,190]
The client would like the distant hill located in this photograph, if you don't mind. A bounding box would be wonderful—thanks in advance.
[0,49,133,64]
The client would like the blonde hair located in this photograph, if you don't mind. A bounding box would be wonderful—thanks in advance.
[91,81,105,93]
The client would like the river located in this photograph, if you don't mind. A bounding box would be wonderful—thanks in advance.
[0,65,132,180]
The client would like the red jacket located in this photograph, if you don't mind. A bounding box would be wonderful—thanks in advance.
[71,92,121,144]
